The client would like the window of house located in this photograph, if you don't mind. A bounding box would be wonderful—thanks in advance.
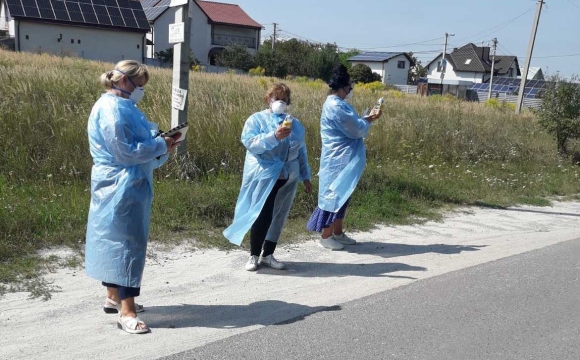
[437,61,442,72]
[137,44,140,49]
[71,39,74,44]
[508,68,514,77]
[26,35,29,40]
[78,39,81,44]
[398,61,405,69]
[465,59,472,65]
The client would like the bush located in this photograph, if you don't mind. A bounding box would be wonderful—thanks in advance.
[537,75,580,154]
[249,66,266,76]
[154,48,199,68]
[350,64,382,84]
[356,81,387,93]
[484,98,516,111]
[305,79,326,90]
[216,43,255,71]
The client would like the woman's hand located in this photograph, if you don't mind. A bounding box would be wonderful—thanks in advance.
[275,124,292,140]
[303,180,312,194]
[164,133,181,152]
[364,109,382,123]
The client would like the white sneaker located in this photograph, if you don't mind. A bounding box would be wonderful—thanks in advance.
[319,237,345,250]
[259,255,286,270]
[245,255,259,271]
[333,232,356,245]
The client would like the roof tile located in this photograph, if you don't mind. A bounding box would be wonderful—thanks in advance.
[196,1,262,29]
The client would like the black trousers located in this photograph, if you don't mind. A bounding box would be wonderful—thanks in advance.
[102,282,141,300]
[250,179,288,257]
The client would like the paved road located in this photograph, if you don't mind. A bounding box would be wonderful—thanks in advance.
[163,238,580,360]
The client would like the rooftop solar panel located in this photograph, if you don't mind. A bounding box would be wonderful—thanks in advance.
[6,0,149,30]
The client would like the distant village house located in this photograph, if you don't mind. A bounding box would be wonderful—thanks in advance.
[143,0,263,66]
[1,0,149,63]
[347,52,414,86]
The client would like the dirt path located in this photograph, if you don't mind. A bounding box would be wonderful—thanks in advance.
[2,202,580,360]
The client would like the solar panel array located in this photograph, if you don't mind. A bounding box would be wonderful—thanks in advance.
[469,77,546,99]
[5,0,151,30]
[142,0,169,22]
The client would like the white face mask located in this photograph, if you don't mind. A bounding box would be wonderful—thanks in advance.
[345,89,354,101]
[270,100,288,114]
[130,87,145,104]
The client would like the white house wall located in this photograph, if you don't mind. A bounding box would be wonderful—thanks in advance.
[18,21,143,63]
[350,55,410,85]
[427,55,484,83]
[383,55,410,85]
[190,1,211,63]
[148,6,176,58]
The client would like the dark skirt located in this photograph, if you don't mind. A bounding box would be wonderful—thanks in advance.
[306,199,351,232]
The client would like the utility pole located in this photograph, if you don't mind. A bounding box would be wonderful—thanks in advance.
[272,23,278,51]
[169,0,192,154]
[516,0,544,114]
[488,38,498,100]
[440,32,455,93]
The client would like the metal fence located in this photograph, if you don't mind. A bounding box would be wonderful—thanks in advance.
[393,85,418,94]
[468,91,543,109]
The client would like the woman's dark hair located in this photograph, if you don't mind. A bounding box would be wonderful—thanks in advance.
[328,65,351,90]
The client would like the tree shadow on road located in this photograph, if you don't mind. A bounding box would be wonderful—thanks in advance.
[344,242,487,259]
[146,301,341,329]
[257,261,426,279]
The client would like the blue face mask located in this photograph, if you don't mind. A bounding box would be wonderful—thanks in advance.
[112,70,145,104]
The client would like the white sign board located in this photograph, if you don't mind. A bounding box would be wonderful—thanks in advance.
[169,23,185,44]
[169,0,187,7]
[172,87,188,111]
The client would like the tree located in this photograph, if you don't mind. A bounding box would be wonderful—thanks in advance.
[407,52,426,85]
[306,43,341,82]
[154,48,199,68]
[349,63,381,84]
[216,43,255,71]
[255,40,288,78]
[537,75,580,154]
[339,49,361,69]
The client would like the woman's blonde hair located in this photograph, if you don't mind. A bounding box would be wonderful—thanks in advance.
[264,83,291,105]
[100,60,149,90]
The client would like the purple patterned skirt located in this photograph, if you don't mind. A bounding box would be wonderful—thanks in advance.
[306,199,351,232]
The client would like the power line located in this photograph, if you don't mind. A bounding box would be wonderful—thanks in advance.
[565,0,580,10]
[452,6,536,44]
[534,53,580,59]
[497,42,514,56]
[339,36,445,51]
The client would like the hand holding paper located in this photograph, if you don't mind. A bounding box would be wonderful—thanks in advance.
[363,97,384,122]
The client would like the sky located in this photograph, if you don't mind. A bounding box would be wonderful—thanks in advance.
[233,0,580,79]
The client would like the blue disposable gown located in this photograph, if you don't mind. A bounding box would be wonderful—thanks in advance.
[223,110,311,246]
[85,93,169,288]
[317,95,371,213]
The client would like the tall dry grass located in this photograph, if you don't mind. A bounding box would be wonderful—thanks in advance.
[1,49,579,296]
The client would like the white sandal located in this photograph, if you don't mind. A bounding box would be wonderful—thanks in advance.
[117,316,149,334]
[104,298,144,314]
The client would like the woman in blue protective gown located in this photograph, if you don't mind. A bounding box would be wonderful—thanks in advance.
[223,84,312,271]
[85,60,179,334]
[307,65,382,250]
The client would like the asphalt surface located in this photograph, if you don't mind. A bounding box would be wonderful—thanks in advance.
[162,238,580,360]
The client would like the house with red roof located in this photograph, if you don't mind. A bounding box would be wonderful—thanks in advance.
[143,0,263,65]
